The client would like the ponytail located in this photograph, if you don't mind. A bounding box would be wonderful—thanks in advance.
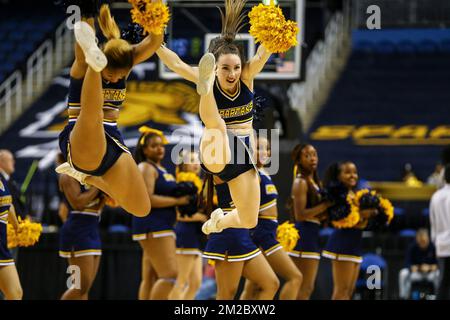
[98,4,121,40]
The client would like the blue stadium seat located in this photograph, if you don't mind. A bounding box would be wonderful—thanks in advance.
[422,208,430,217]
[399,229,417,238]
[361,253,387,270]
[108,224,130,233]
[439,40,450,52]
[394,207,405,216]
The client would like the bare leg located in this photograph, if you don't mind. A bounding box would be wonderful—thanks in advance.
[141,236,178,300]
[331,260,358,300]
[0,265,22,300]
[215,169,260,230]
[215,260,244,300]
[349,263,361,299]
[61,255,100,300]
[69,66,106,172]
[137,244,154,300]
[292,257,320,300]
[240,279,259,300]
[184,255,203,300]
[242,254,279,300]
[266,250,303,300]
[168,254,197,300]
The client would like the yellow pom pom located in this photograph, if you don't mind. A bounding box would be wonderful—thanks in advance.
[248,2,299,53]
[276,221,300,252]
[129,0,170,35]
[7,217,43,249]
[176,172,203,193]
[379,197,394,225]
[331,194,361,229]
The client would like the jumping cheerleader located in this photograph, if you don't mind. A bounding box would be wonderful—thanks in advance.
[0,173,22,300]
[132,128,190,300]
[240,136,302,300]
[56,2,164,217]
[321,161,378,300]
[58,173,105,300]
[169,150,208,300]
[289,144,332,299]
[156,0,297,233]
[203,181,279,300]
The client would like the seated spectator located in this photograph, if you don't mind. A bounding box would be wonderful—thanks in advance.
[398,229,439,299]
[402,163,423,187]
[427,163,444,189]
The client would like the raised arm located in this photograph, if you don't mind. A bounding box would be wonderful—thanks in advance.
[156,45,199,83]
[132,32,164,66]
[242,44,272,81]
[60,175,100,211]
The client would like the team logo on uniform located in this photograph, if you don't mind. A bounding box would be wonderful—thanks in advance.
[266,185,277,195]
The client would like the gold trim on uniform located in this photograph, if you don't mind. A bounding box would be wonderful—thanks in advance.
[59,249,102,258]
[259,199,277,212]
[321,250,362,263]
[264,244,283,256]
[216,80,240,101]
[0,195,12,206]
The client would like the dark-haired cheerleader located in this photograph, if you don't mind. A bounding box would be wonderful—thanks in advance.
[132,128,190,300]
[289,143,332,299]
[321,161,378,300]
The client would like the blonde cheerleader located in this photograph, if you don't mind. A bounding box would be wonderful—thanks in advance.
[55,1,166,217]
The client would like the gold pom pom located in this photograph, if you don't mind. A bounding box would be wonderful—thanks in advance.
[7,217,43,249]
[331,194,361,229]
[176,172,203,193]
[129,0,170,35]
[248,0,299,53]
[276,221,300,252]
[379,197,394,225]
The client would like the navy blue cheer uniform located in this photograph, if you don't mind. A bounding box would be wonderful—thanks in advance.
[132,163,177,240]
[59,185,103,258]
[0,175,14,266]
[322,228,363,264]
[59,77,130,176]
[200,79,256,182]
[249,169,283,256]
[175,221,204,256]
[288,174,323,260]
[322,190,363,263]
[203,183,260,262]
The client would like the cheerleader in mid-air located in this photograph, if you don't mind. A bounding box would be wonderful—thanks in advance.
[58,168,106,300]
[169,150,208,300]
[289,144,332,299]
[156,0,298,234]
[321,161,378,300]
[0,173,22,300]
[55,2,165,217]
[132,128,190,300]
[240,136,302,300]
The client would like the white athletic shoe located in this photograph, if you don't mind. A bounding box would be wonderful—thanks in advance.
[55,162,90,186]
[74,21,107,72]
[202,208,225,235]
[197,52,216,96]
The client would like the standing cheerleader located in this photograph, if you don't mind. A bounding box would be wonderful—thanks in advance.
[169,151,208,300]
[156,0,298,233]
[240,136,302,300]
[58,173,105,300]
[321,161,378,300]
[56,2,165,217]
[289,144,332,299]
[203,181,279,300]
[132,128,190,300]
[0,175,22,300]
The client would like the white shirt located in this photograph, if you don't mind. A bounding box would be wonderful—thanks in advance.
[430,184,450,257]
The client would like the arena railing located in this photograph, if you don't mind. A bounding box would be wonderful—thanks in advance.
[0,20,73,134]
[288,12,351,132]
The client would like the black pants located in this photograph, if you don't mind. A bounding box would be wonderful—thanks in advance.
[438,257,450,299]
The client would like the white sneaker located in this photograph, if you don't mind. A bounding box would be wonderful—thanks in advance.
[74,21,107,72]
[197,53,216,95]
[202,208,224,235]
[56,162,90,186]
